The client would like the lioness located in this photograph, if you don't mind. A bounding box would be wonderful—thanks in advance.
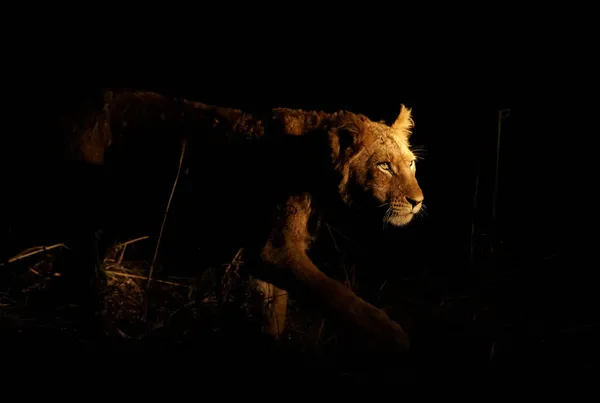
[59,89,424,352]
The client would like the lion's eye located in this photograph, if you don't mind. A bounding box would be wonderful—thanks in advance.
[378,162,391,170]
[409,160,416,169]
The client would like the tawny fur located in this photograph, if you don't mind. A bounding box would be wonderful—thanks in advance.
[62,89,424,353]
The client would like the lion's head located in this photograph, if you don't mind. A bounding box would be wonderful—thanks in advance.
[329,105,424,227]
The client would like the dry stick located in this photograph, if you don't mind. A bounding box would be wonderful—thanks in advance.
[491,108,510,255]
[470,173,480,269]
[223,248,244,274]
[143,138,188,320]
[106,270,191,288]
[115,236,150,266]
[120,236,150,247]
[7,243,66,264]
[217,248,244,306]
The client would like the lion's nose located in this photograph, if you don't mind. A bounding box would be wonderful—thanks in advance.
[406,196,423,207]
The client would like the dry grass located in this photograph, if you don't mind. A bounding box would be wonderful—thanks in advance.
[1,230,595,379]
[0,235,345,352]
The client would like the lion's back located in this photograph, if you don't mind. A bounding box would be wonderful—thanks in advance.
[93,109,281,274]
[6,89,289,271]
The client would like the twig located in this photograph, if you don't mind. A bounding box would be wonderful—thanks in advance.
[107,270,192,288]
[28,268,43,277]
[7,243,66,264]
[491,108,510,254]
[146,139,188,288]
[120,236,150,247]
[116,236,149,266]
[143,138,188,319]
[167,275,197,281]
[223,248,244,274]
[316,318,325,343]
[217,248,244,306]
[470,173,479,268]
[326,223,340,252]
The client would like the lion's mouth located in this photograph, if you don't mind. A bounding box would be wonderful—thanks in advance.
[384,209,415,227]
[392,212,414,220]
[391,208,413,216]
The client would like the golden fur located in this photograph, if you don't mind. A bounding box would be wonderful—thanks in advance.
[62,89,424,353]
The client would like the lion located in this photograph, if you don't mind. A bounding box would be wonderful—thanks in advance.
[57,88,424,353]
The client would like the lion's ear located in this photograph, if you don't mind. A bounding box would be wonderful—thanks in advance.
[329,117,362,162]
[391,104,414,135]
[328,127,348,162]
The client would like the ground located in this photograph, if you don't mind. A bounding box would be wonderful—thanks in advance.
[1,227,596,384]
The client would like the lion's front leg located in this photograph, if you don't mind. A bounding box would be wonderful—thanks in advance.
[260,249,409,352]
[257,194,410,353]
[250,278,289,339]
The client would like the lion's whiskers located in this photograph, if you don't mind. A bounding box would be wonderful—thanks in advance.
[383,206,393,230]
[411,146,427,160]
[415,204,428,219]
